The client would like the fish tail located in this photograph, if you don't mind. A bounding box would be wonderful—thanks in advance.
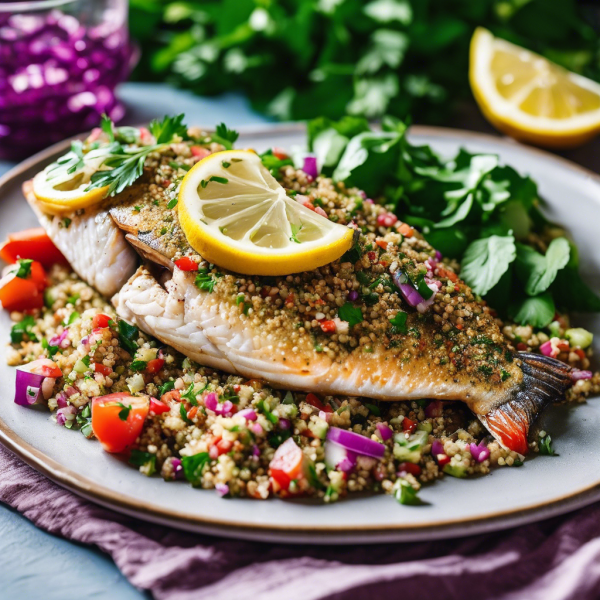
[479,352,574,455]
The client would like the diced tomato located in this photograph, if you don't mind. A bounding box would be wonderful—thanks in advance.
[375,239,388,250]
[367,251,377,262]
[556,339,570,352]
[0,228,67,268]
[30,261,48,292]
[516,342,528,351]
[26,358,62,378]
[575,348,586,360]
[216,438,233,454]
[160,390,181,404]
[139,127,153,144]
[191,145,210,159]
[146,358,165,374]
[243,378,263,389]
[319,319,336,334]
[272,147,288,160]
[436,454,451,467]
[92,313,112,329]
[398,462,422,476]
[437,267,458,283]
[91,392,149,453]
[149,397,170,415]
[398,222,414,237]
[269,437,306,491]
[174,257,199,271]
[187,406,198,420]
[456,324,464,331]
[402,417,417,434]
[93,363,112,376]
[305,392,333,413]
[284,293,295,308]
[0,274,42,311]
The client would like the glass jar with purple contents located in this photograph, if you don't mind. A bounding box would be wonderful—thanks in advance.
[0,0,134,160]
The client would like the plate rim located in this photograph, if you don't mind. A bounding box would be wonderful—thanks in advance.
[2,122,600,542]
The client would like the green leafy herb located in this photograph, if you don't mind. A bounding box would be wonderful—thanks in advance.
[260,149,293,176]
[516,237,570,296]
[158,380,175,397]
[66,293,80,305]
[13,258,33,279]
[180,402,193,424]
[538,433,556,456]
[257,399,279,424]
[290,223,303,244]
[117,320,139,355]
[209,123,239,149]
[209,176,228,184]
[75,404,93,438]
[116,402,132,421]
[389,311,408,334]
[129,449,157,475]
[130,360,147,372]
[62,217,72,228]
[149,113,188,144]
[182,452,210,486]
[42,338,59,358]
[10,315,38,344]
[64,311,80,326]
[167,197,178,209]
[338,302,363,327]
[180,382,200,406]
[100,113,115,142]
[195,269,222,293]
[509,292,556,328]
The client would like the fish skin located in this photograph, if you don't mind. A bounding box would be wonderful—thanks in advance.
[112,265,573,456]
[23,181,138,297]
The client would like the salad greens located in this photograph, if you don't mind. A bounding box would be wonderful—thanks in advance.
[129,0,600,123]
[304,114,600,326]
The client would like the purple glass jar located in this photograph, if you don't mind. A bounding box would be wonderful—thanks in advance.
[0,0,134,159]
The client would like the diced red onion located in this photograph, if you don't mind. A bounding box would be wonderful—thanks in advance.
[540,340,555,357]
[425,400,443,418]
[431,439,445,457]
[365,198,374,204]
[376,422,393,441]
[237,408,257,421]
[14,368,46,406]
[171,458,184,480]
[572,369,593,381]
[416,281,439,314]
[377,212,398,227]
[252,444,261,457]
[56,392,68,408]
[314,206,328,218]
[435,250,443,261]
[469,442,490,463]
[348,290,359,301]
[204,392,218,411]
[215,400,233,416]
[49,328,70,348]
[80,335,89,346]
[326,426,385,459]
[325,441,357,472]
[215,483,229,497]
[251,423,263,436]
[56,405,76,427]
[358,190,367,200]
[319,410,332,424]
[209,445,219,459]
[302,156,318,179]
[279,418,291,430]
[395,277,424,307]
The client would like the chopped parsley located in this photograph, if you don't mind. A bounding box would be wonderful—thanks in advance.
[167,197,178,209]
[64,311,80,326]
[13,258,33,279]
[42,338,59,358]
[158,380,175,397]
[181,452,210,486]
[128,449,156,475]
[389,311,408,334]
[209,123,239,149]
[116,402,132,421]
[10,315,38,343]
[209,176,228,184]
[180,382,201,406]
[539,433,556,456]
[117,319,139,355]
[290,223,303,244]
[75,404,93,438]
[130,360,147,372]
[195,269,222,293]
[338,302,363,327]
[179,402,192,424]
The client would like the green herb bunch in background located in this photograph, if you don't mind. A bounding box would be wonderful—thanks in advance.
[130,0,600,123]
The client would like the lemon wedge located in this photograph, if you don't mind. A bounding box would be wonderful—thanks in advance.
[32,161,109,214]
[470,27,600,148]
[178,149,354,275]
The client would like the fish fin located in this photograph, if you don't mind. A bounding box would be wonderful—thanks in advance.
[479,352,573,455]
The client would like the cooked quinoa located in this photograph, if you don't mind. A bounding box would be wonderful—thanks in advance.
[5,130,599,505]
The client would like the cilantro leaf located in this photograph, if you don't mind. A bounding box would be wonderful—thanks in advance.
[338,302,363,327]
[460,235,516,296]
[516,237,570,296]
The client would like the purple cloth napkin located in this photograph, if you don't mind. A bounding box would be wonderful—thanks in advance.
[1,443,600,600]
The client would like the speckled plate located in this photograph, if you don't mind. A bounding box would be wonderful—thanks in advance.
[1,124,599,544]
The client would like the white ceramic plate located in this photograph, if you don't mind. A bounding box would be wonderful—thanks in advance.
[1,124,600,544]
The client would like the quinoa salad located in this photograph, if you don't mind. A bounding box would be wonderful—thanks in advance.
[2,115,599,506]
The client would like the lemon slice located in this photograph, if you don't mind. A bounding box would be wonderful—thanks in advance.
[470,27,600,148]
[178,149,354,275]
[32,160,109,214]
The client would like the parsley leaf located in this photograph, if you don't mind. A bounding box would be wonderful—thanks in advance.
[11,315,38,344]
[13,259,33,279]
[460,235,517,296]
[158,380,175,397]
[290,223,303,244]
[209,123,239,149]
[389,311,408,334]
[260,149,293,176]
[509,292,555,328]
[100,113,115,142]
[195,269,222,293]
[42,338,59,358]
[129,449,157,474]
[117,320,139,355]
[516,237,570,296]
[338,302,363,327]
[538,433,556,456]
[149,113,188,144]
[130,360,147,372]
[117,402,132,421]
[182,452,210,486]
[75,404,93,438]
[180,402,193,424]
[180,382,201,406]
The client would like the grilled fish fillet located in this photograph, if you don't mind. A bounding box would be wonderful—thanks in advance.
[23,181,137,297]
[23,153,574,455]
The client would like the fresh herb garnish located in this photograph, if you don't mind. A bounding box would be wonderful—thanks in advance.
[393,479,421,506]
[389,311,408,334]
[209,123,239,150]
[75,404,93,438]
[260,149,293,176]
[116,402,132,421]
[167,197,178,209]
[290,223,303,244]
[180,382,201,406]
[338,302,363,327]
[41,337,59,358]
[130,360,147,372]
[13,258,33,279]
[158,380,175,397]
[538,433,556,456]
[181,452,210,486]
[64,311,80,326]
[179,402,193,424]
[10,315,38,344]
[117,319,139,355]
[195,269,222,293]
[129,449,157,475]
